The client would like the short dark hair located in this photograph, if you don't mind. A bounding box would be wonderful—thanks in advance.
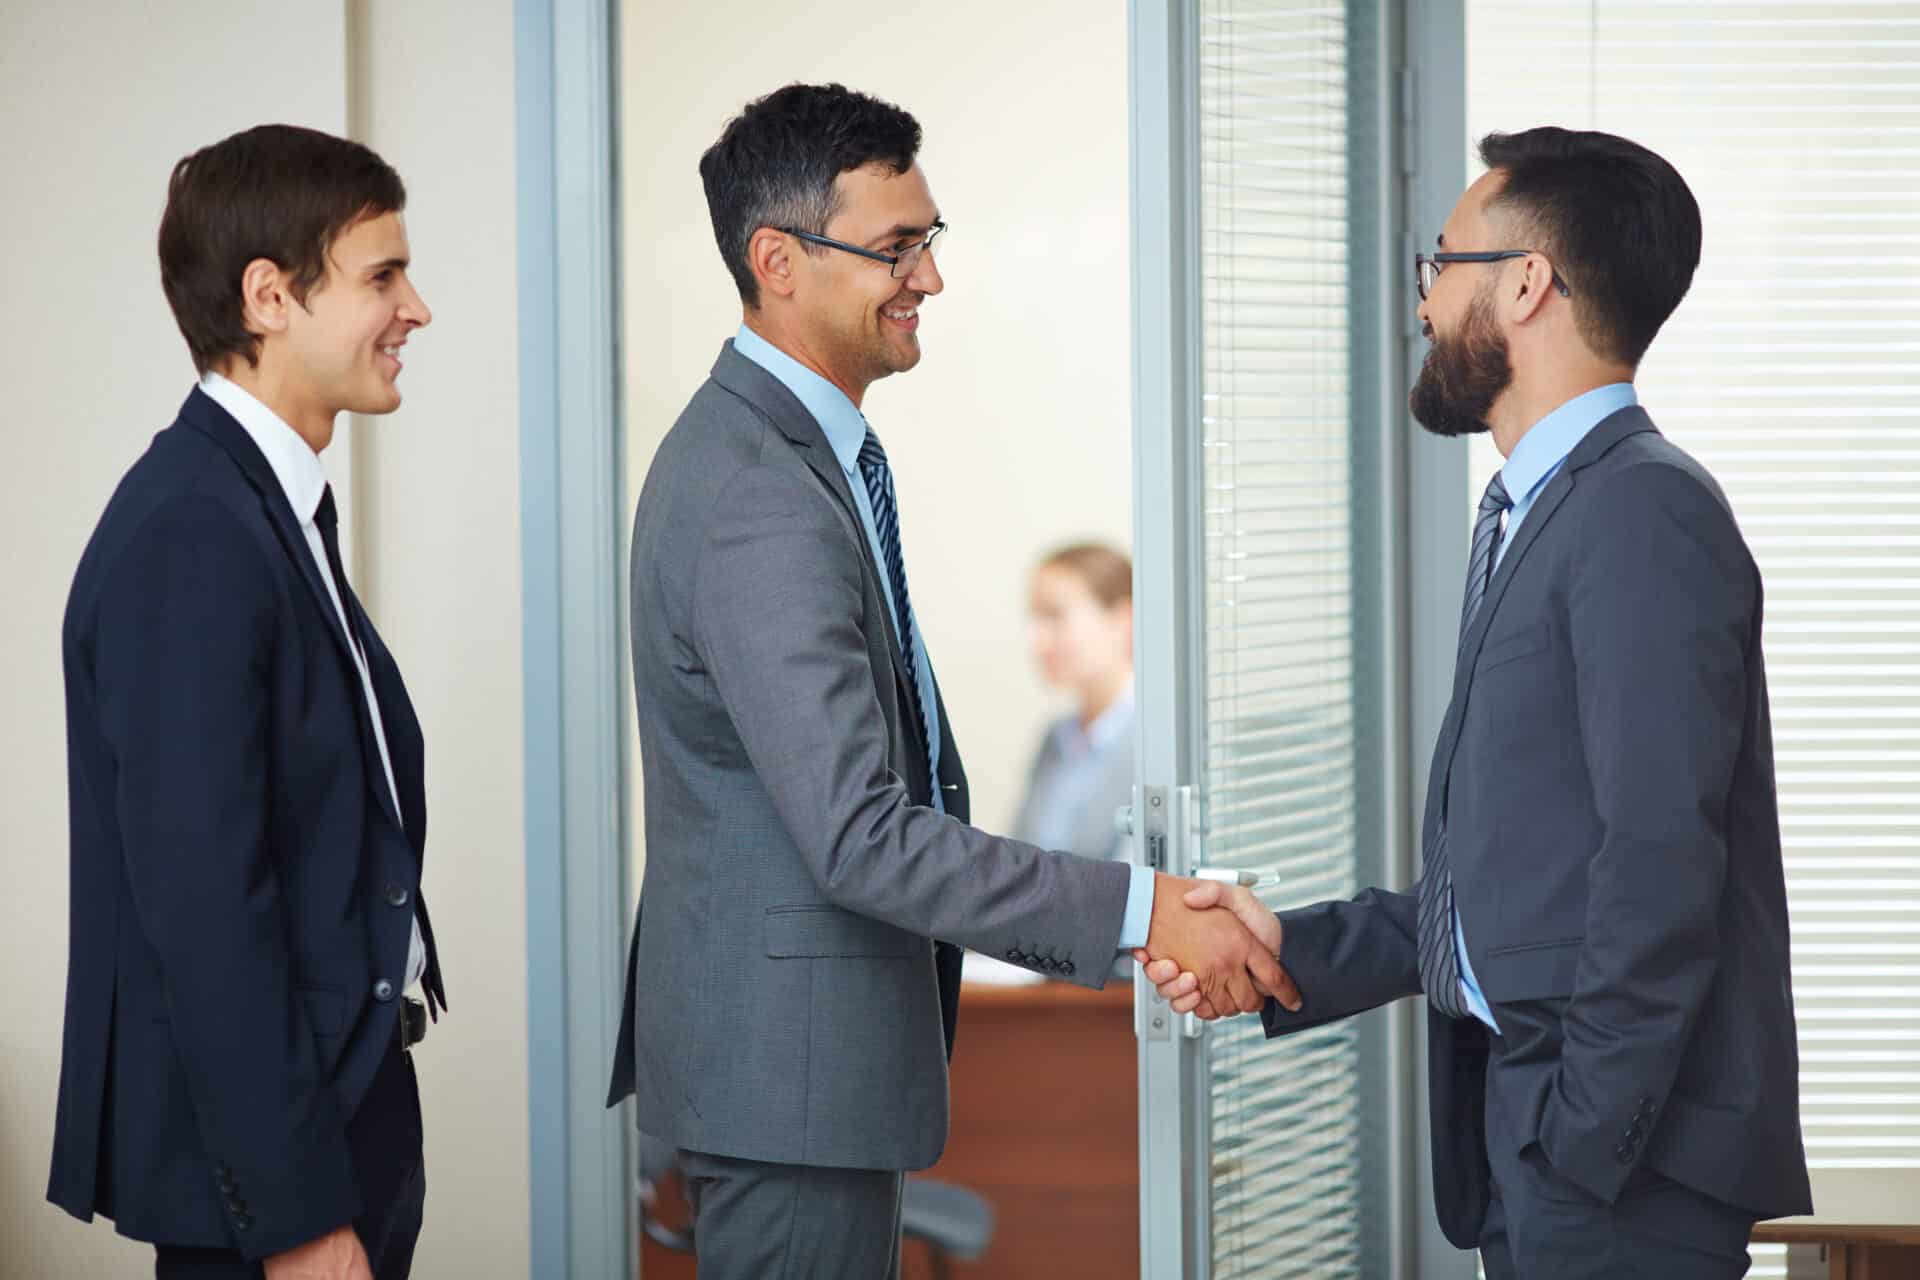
[158,124,406,375]
[1476,127,1701,368]
[700,83,922,307]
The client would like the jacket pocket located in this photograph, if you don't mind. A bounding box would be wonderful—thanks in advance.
[1478,622,1552,673]
[764,905,922,959]
[1476,937,1585,1002]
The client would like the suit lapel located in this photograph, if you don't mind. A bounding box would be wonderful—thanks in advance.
[178,388,408,839]
[1426,405,1660,820]
[1456,473,1574,677]
[181,390,360,670]
[355,601,428,856]
[708,343,928,756]
[930,673,967,821]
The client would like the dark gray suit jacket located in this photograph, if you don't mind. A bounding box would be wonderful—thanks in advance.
[1261,407,1812,1245]
[606,342,1131,1172]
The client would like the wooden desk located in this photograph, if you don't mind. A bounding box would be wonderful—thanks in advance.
[1753,1223,1920,1279]
[910,979,1139,1279]
[637,979,1140,1279]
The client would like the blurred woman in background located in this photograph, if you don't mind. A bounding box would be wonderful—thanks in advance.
[1011,543,1135,862]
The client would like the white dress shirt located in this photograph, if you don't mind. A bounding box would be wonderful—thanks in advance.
[200,373,427,992]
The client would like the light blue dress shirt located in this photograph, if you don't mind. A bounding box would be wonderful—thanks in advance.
[732,326,1156,951]
[1453,382,1638,1031]
[1018,693,1135,858]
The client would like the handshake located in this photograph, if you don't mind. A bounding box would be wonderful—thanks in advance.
[1131,876,1302,1020]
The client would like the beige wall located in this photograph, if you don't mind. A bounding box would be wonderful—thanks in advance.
[0,2,528,1275]
[618,1,1134,865]
[349,4,531,1277]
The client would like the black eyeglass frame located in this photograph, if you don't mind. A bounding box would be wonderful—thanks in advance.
[777,220,948,279]
[1416,250,1571,302]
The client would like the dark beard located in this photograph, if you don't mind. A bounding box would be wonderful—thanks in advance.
[1409,293,1512,437]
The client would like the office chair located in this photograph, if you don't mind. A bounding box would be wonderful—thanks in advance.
[637,1131,996,1279]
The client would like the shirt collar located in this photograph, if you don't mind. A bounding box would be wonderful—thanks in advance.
[199,371,329,524]
[1087,689,1135,751]
[733,324,870,475]
[1055,689,1136,755]
[1500,382,1638,505]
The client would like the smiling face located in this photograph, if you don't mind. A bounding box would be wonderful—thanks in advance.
[281,210,432,421]
[792,162,945,394]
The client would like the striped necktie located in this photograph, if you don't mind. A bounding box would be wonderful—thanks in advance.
[1416,470,1514,1019]
[856,427,932,762]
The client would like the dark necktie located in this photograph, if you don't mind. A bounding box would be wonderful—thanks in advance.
[855,428,932,763]
[1416,471,1514,1019]
[314,485,367,661]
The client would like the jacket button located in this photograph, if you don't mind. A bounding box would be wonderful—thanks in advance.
[1614,1143,1633,1162]
[233,1215,253,1233]
[1004,948,1020,962]
[214,1161,231,1178]
[1061,961,1076,976]
[385,883,410,908]
[217,1177,236,1195]
[373,979,396,1002]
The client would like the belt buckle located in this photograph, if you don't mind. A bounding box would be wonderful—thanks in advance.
[398,996,427,1050]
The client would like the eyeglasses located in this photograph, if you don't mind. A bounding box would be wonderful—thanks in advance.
[1415,250,1571,302]
[778,220,947,280]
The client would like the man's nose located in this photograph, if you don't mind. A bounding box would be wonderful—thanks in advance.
[909,247,943,296]
[402,278,433,328]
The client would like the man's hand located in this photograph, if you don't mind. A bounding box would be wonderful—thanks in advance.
[1135,875,1301,1019]
[264,1225,372,1280]
[1134,879,1300,1019]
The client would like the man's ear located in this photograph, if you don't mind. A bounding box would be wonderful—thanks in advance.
[748,227,799,303]
[238,257,291,343]
[1506,252,1556,325]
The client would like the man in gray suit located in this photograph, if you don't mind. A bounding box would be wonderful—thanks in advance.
[1148,128,1811,1276]
[606,83,1297,1277]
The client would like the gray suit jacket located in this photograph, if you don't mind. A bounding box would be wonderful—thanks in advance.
[1261,407,1812,1244]
[607,341,1131,1172]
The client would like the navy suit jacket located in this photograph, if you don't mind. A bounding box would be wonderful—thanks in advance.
[47,387,445,1261]
[1262,407,1812,1245]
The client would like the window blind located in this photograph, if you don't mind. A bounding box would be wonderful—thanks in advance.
[1465,3,1920,1270]
[1198,3,1378,1275]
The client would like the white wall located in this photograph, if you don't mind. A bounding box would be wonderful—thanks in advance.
[0,2,529,1275]
[618,0,1134,867]
[350,4,531,1276]
[0,6,350,1273]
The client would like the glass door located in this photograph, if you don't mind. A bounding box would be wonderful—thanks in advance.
[1130,2,1403,1275]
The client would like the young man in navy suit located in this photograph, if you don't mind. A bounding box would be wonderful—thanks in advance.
[48,124,441,1280]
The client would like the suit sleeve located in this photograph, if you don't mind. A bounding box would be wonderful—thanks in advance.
[689,464,1131,983]
[94,496,359,1259]
[1538,463,1755,1203]
[1261,886,1422,1038]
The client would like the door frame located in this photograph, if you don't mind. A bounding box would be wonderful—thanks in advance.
[516,0,632,1275]
[1126,1,1469,1275]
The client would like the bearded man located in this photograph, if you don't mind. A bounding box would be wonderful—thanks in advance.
[1141,127,1811,1279]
